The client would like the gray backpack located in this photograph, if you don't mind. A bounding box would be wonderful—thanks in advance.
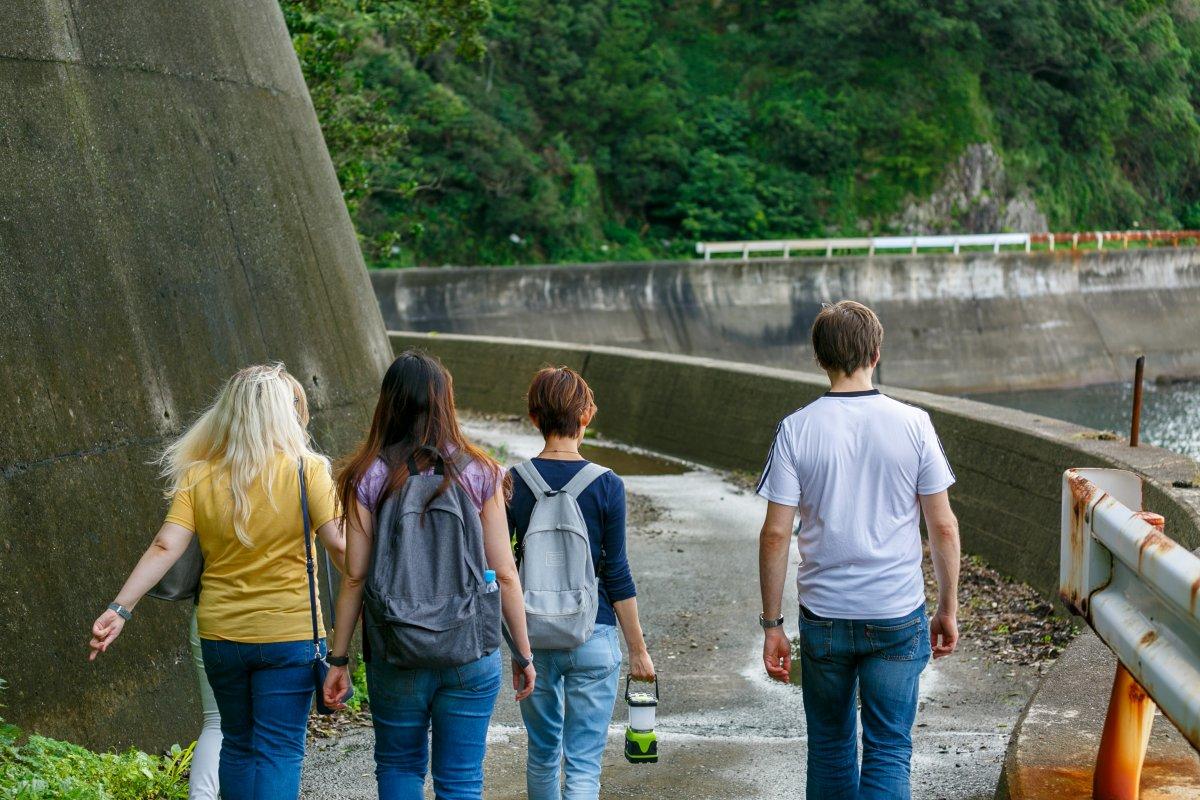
[514,460,610,650]
[364,449,501,668]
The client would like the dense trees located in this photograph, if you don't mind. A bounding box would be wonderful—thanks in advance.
[283,0,1200,267]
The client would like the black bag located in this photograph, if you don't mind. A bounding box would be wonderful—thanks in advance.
[148,534,203,601]
[299,459,350,715]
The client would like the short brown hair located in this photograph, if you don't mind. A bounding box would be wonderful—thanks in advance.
[811,300,884,376]
[527,366,596,439]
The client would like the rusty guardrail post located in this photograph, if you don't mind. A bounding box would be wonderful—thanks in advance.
[1092,509,1165,800]
[1061,468,1200,798]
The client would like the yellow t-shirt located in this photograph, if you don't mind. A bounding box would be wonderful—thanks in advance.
[165,453,339,643]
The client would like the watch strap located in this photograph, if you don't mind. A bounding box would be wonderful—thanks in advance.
[759,613,784,629]
[327,654,350,668]
[108,602,133,621]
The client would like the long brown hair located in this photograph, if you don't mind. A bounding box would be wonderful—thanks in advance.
[337,350,500,523]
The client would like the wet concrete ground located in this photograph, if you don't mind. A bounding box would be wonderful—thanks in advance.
[303,419,1041,799]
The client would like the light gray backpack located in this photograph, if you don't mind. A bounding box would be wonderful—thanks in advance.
[364,449,501,668]
[514,460,610,650]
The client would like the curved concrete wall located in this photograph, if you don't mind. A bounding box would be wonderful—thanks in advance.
[0,3,391,749]
[391,332,1200,602]
[375,248,1200,394]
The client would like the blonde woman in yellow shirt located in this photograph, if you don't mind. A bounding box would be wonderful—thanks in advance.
[88,364,345,800]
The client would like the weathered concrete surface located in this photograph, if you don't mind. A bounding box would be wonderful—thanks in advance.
[304,419,1040,799]
[0,2,391,749]
[374,248,1200,394]
[389,333,1200,604]
[996,629,1200,800]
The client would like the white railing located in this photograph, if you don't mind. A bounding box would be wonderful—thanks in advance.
[1060,468,1200,751]
[694,233,1032,260]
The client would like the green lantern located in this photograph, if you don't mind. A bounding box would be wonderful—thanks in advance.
[623,675,659,765]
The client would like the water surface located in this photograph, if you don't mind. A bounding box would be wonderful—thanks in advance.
[578,442,691,475]
[969,380,1200,460]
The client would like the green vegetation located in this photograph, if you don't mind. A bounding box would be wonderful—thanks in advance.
[346,659,370,713]
[0,680,190,799]
[288,0,1200,267]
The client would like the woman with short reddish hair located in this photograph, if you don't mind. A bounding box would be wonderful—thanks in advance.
[509,366,655,800]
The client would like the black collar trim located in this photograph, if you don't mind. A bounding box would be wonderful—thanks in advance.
[824,389,881,397]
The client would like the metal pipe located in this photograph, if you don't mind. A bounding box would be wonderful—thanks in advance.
[1094,663,1157,800]
[1093,511,1164,800]
[1130,356,1145,447]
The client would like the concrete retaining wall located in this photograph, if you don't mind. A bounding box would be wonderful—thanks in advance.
[375,248,1200,394]
[0,3,391,749]
[391,332,1200,603]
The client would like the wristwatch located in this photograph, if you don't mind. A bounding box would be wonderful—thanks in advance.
[108,602,133,621]
[512,651,533,670]
[758,613,784,629]
[327,654,350,667]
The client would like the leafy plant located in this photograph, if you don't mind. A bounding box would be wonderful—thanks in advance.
[0,678,191,800]
[345,659,370,713]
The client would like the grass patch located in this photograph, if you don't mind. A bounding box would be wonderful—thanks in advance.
[0,677,190,800]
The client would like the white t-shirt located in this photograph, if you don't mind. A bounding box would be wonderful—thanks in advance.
[757,389,956,619]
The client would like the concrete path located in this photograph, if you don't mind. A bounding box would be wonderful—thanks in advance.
[303,419,1041,799]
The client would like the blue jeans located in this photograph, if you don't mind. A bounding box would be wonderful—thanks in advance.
[520,624,622,800]
[799,604,930,800]
[200,638,322,800]
[366,650,502,800]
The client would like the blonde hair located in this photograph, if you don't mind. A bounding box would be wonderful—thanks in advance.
[159,363,324,547]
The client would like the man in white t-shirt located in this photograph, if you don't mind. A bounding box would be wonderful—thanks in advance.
[756,300,961,800]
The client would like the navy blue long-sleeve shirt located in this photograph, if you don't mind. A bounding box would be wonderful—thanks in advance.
[506,458,636,627]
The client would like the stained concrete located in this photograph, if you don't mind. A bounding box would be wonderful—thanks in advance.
[997,629,1200,800]
[389,332,1200,605]
[373,248,1200,394]
[0,2,391,750]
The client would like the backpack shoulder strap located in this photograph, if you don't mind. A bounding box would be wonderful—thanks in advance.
[514,460,553,496]
[560,462,610,499]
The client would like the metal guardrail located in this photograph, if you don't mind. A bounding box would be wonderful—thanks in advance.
[695,233,1030,260]
[1060,468,1200,753]
[1033,230,1200,251]
[695,229,1200,260]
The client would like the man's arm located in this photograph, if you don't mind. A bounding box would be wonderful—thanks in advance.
[759,501,796,681]
[920,490,960,658]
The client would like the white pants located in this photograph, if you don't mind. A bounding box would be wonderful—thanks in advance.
[189,608,223,800]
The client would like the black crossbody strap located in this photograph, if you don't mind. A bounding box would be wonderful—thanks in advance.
[299,460,321,660]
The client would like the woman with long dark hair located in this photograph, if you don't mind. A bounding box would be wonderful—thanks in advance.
[322,351,535,800]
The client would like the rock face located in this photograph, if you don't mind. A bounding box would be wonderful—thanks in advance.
[895,143,1048,234]
[0,1,391,749]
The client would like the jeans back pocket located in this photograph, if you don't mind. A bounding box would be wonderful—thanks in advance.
[864,615,924,662]
[799,608,833,660]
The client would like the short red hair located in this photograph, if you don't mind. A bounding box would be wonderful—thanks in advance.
[527,366,596,439]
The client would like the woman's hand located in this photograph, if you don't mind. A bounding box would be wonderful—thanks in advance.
[88,609,126,661]
[512,659,536,702]
[323,665,351,711]
[629,648,655,682]
[86,522,196,663]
